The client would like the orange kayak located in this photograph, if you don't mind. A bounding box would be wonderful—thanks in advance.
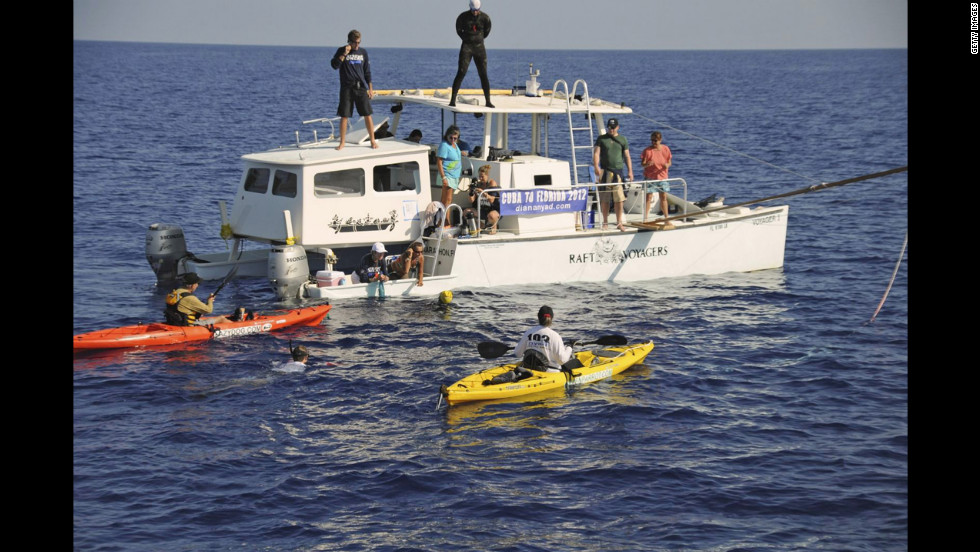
[73,304,331,351]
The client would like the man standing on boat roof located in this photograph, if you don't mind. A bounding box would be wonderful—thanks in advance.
[331,29,378,150]
[593,118,633,232]
[449,0,494,108]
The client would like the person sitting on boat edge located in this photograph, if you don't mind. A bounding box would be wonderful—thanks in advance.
[437,125,463,220]
[483,306,575,386]
[356,242,391,284]
[164,272,232,326]
[390,239,425,286]
[275,345,309,373]
[463,164,501,235]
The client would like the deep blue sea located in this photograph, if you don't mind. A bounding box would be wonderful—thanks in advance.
[73,42,907,551]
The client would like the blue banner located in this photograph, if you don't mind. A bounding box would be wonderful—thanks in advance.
[498,188,589,216]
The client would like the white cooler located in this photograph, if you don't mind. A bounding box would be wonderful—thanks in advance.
[316,270,346,287]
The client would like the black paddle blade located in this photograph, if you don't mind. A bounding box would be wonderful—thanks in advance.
[477,341,512,359]
[572,334,629,347]
[595,334,628,346]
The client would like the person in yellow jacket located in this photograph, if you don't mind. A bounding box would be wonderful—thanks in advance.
[167,273,232,325]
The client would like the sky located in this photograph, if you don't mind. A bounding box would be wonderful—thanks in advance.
[73,0,907,51]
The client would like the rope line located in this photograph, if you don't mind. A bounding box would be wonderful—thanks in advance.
[869,231,908,324]
[649,166,909,223]
[630,112,821,183]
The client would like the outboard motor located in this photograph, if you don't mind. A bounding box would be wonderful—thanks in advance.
[146,223,188,287]
[268,244,312,301]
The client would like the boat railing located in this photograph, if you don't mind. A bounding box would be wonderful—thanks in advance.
[627,177,689,221]
[483,178,689,227]
[421,203,465,277]
[296,117,340,147]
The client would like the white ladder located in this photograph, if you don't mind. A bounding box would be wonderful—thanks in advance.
[553,79,597,186]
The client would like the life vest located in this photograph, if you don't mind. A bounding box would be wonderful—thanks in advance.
[163,289,194,325]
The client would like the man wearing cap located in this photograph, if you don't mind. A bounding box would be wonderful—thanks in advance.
[449,0,494,108]
[275,345,309,373]
[593,118,633,232]
[514,305,573,372]
[167,272,232,325]
[356,242,391,284]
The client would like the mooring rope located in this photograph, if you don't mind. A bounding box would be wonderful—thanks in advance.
[868,230,908,324]
[641,166,909,224]
[630,112,822,184]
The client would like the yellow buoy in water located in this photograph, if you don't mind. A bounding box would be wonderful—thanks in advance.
[439,290,453,304]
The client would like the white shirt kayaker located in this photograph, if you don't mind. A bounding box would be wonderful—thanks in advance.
[514,305,572,372]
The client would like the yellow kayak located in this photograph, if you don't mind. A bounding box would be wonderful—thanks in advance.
[440,341,653,405]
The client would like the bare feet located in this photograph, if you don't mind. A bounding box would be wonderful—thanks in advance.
[617,223,626,232]
[335,143,345,150]
[370,141,379,149]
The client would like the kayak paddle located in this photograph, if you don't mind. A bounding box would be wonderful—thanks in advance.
[477,334,628,359]
[211,264,241,298]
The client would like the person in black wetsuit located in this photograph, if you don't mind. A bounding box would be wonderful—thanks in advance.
[450,0,494,108]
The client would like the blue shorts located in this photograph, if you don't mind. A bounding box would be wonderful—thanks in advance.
[645,180,671,193]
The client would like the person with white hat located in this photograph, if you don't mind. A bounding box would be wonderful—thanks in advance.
[449,0,494,108]
[356,242,391,284]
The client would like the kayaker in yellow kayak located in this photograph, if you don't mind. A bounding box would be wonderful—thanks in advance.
[515,305,573,372]
[484,305,575,385]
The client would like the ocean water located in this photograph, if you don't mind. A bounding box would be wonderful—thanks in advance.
[73,42,907,551]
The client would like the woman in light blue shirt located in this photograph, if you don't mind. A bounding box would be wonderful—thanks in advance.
[436,125,462,223]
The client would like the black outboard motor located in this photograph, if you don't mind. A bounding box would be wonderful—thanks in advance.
[146,223,188,288]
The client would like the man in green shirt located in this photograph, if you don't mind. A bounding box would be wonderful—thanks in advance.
[592,118,634,231]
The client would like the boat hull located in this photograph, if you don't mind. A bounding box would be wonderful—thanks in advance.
[73,304,331,351]
[442,341,654,405]
[304,274,458,299]
[439,205,787,287]
[181,249,271,280]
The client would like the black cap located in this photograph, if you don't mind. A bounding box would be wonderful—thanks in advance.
[538,305,554,320]
[182,273,202,285]
[607,118,619,128]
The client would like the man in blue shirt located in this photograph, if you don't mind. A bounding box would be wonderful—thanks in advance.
[331,30,379,150]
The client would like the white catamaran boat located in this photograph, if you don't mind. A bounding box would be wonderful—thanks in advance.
[145,66,788,300]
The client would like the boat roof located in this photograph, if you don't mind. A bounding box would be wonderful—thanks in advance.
[372,88,634,117]
[242,84,634,166]
[242,138,428,166]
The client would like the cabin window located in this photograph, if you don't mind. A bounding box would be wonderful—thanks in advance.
[373,161,420,192]
[243,168,270,194]
[313,168,365,197]
[534,174,553,186]
[272,170,298,198]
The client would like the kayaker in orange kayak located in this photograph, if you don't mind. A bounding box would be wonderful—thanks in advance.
[165,273,232,325]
